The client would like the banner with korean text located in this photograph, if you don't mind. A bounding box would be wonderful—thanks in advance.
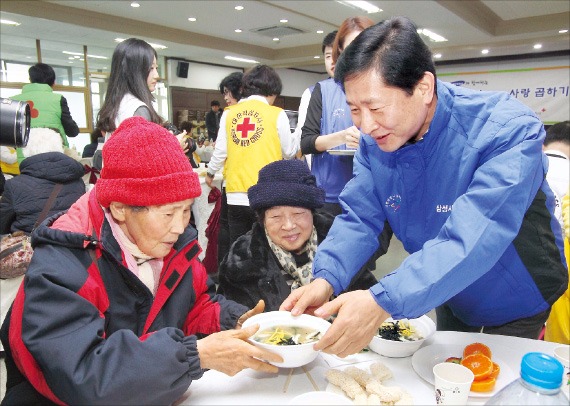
[438,65,569,124]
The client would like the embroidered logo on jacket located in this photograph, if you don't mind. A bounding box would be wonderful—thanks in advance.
[385,194,401,212]
[231,110,264,147]
[436,204,453,213]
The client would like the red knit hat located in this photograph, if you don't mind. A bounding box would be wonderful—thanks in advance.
[96,116,201,208]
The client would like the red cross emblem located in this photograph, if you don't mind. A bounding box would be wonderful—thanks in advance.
[236,117,256,138]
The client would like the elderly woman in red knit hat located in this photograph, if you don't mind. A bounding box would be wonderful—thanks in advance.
[217,160,380,312]
[0,117,282,405]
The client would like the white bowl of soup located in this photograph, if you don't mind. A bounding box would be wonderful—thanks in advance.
[242,311,331,368]
[368,315,436,358]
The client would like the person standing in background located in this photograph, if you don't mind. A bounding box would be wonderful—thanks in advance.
[215,71,244,270]
[542,120,569,232]
[300,17,374,216]
[11,63,79,160]
[96,38,163,135]
[205,100,222,142]
[293,30,337,168]
[206,65,299,246]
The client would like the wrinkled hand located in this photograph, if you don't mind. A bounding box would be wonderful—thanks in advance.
[344,126,361,149]
[313,290,390,358]
[196,324,283,376]
[279,278,333,316]
[236,300,265,329]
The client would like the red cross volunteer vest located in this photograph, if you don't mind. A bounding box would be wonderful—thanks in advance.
[224,99,283,193]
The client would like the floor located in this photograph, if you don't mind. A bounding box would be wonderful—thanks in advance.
[0,236,421,402]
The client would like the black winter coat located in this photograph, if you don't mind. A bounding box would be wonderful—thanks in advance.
[0,152,86,234]
[217,212,378,311]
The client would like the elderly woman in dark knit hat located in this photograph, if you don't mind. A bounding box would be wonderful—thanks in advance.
[217,160,378,312]
[0,117,281,405]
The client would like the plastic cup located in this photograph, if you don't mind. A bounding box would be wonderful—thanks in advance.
[433,362,474,405]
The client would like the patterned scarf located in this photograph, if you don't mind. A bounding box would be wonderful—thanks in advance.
[265,226,318,291]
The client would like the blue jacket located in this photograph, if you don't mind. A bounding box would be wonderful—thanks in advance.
[313,80,567,326]
[304,78,356,203]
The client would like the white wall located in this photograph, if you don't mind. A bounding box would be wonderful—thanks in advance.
[167,59,327,98]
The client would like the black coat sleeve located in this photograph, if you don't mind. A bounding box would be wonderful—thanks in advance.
[300,82,323,155]
[59,97,80,137]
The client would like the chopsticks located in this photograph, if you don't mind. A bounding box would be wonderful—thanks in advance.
[302,365,320,391]
[282,366,320,392]
[283,368,294,392]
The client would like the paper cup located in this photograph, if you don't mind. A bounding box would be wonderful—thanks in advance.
[433,362,474,405]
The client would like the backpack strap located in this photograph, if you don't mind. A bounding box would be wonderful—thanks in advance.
[33,183,63,230]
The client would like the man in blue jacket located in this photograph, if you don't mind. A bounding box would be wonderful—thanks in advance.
[281,16,567,356]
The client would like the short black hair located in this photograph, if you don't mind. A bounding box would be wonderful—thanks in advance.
[545,121,570,146]
[334,16,437,96]
[219,71,243,100]
[241,64,282,98]
[322,30,338,54]
[211,100,220,107]
[28,63,56,86]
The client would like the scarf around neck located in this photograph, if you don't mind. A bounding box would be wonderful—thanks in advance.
[265,226,318,291]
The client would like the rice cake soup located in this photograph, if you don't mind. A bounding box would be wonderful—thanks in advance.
[253,325,322,346]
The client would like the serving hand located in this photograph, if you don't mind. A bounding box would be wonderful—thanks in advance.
[279,278,333,316]
[312,290,390,358]
[197,324,283,376]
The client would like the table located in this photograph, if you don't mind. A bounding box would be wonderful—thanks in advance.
[191,169,223,260]
[175,331,568,405]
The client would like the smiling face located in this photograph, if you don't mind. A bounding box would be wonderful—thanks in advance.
[324,45,335,77]
[110,199,193,258]
[263,206,313,253]
[147,56,159,92]
[344,69,436,152]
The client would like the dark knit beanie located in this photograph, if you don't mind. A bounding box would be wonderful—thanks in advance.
[248,160,325,210]
[96,116,201,208]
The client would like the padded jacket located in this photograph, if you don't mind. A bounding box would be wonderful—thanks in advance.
[0,152,85,235]
[0,190,247,405]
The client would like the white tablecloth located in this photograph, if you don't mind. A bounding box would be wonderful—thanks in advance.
[191,169,223,260]
[175,331,568,405]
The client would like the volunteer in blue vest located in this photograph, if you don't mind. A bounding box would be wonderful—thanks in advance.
[206,65,299,246]
[281,17,567,355]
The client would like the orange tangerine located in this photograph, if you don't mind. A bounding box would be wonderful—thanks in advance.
[461,353,494,380]
[463,342,492,359]
[470,376,496,392]
[489,362,501,379]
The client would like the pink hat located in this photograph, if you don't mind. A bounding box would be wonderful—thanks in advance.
[96,117,201,207]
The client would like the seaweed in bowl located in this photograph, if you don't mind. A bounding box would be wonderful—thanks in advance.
[377,319,424,342]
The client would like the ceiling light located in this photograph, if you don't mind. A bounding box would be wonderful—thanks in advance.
[235,29,242,33]
[273,37,280,42]
[68,61,74,64]
[534,43,542,49]
[337,1,381,14]
[0,19,21,26]
[188,17,197,22]
[280,19,288,23]
[68,57,75,60]
[433,53,442,59]
[481,49,489,54]
[314,56,320,59]
[417,28,447,42]
[62,51,108,59]
[130,2,140,7]
[559,29,568,34]
[235,6,244,11]
[225,55,259,64]
[316,30,324,34]
[115,38,167,50]
[74,55,81,59]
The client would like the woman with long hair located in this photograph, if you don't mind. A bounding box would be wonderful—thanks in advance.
[97,38,162,134]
